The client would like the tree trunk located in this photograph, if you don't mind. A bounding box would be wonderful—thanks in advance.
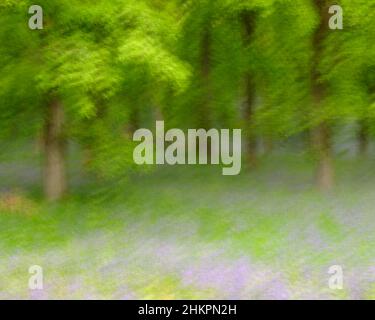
[313,123,334,190]
[44,98,66,201]
[262,136,274,155]
[241,10,257,165]
[243,74,257,164]
[358,120,369,156]
[126,106,140,137]
[198,26,213,159]
[312,0,334,191]
[199,27,212,129]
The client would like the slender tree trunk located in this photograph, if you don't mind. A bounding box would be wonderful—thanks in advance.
[262,136,274,155]
[44,98,66,201]
[200,27,212,129]
[198,26,213,158]
[241,10,257,165]
[312,0,334,190]
[127,106,140,136]
[357,120,369,156]
[312,123,334,190]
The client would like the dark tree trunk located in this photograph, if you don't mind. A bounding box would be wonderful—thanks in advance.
[358,120,369,156]
[312,123,334,190]
[311,0,334,190]
[241,10,257,165]
[44,98,66,201]
[262,136,274,155]
[127,106,140,136]
[199,27,213,129]
[197,26,213,159]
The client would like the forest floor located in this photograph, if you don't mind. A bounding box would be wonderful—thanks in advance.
[0,151,374,299]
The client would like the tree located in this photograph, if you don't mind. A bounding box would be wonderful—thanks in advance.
[0,0,189,200]
[310,0,334,190]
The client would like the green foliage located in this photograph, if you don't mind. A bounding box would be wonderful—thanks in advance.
[0,0,374,187]
[0,0,191,179]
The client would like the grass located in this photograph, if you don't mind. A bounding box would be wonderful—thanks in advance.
[0,151,374,299]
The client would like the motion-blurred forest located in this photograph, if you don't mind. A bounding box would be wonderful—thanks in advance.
[0,0,374,299]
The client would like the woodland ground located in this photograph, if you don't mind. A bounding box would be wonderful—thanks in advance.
[0,142,374,299]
